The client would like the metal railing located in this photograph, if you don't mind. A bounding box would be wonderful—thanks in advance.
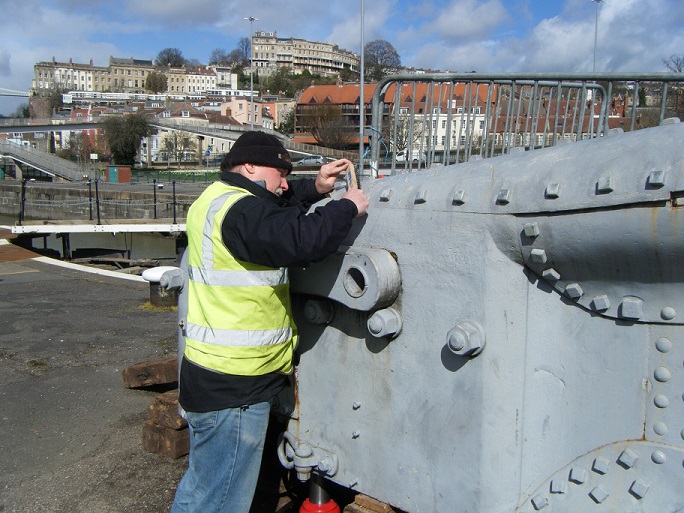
[369,72,684,177]
[0,138,90,181]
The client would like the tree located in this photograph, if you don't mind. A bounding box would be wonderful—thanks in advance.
[364,40,401,82]
[227,49,247,67]
[103,113,151,165]
[155,48,186,67]
[237,37,251,63]
[339,65,357,83]
[393,116,424,153]
[13,103,30,118]
[663,54,684,72]
[209,48,231,66]
[661,54,684,120]
[277,109,295,136]
[145,70,168,94]
[159,131,197,168]
[299,105,356,149]
[59,132,99,163]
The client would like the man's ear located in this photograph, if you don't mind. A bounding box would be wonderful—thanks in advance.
[243,163,255,175]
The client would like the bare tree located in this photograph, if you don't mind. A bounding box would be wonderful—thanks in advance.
[663,54,684,72]
[159,131,198,169]
[393,116,424,153]
[237,37,251,63]
[299,105,356,149]
[209,48,231,65]
[364,40,401,82]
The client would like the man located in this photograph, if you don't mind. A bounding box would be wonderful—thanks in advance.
[170,131,368,513]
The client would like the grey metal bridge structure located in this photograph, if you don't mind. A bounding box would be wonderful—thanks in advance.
[0,116,354,181]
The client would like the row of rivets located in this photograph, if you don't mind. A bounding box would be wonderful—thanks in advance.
[532,450,658,510]
[525,223,677,321]
[652,337,683,441]
[378,170,667,207]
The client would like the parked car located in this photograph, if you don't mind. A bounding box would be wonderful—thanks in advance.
[395,150,426,163]
[297,155,326,166]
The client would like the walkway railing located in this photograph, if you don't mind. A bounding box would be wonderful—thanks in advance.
[369,72,684,177]
[0,138,89,181]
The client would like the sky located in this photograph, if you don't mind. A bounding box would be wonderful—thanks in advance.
[1,0,683,116]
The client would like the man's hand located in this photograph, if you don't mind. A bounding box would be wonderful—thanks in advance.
[315,159,352,194]
[342,187,369,217]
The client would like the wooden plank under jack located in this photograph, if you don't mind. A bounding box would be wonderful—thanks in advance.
[122,357,178,388]
[344,494,395,513]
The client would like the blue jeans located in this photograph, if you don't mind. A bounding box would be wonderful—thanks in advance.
[170,401,272,513]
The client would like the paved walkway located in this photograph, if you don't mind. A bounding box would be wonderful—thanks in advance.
[0,231,186,512]
[0,231,296,512]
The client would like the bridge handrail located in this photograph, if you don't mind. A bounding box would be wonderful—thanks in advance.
[0,139,89,181]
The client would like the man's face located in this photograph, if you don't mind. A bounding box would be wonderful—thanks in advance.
[248,164,289,196]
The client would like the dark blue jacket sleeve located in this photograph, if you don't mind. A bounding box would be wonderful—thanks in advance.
[222,192,358,268]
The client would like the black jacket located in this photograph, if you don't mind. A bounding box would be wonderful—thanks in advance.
[220,171,358,268]
[179,172,359,412]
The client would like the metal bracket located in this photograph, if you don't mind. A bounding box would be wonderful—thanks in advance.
[277,431,339,482]
[290,247,401,312]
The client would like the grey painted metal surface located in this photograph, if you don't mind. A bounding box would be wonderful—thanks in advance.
[283,120,684,512]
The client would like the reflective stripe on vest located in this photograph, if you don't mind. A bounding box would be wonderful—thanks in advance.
[183,181,296,376]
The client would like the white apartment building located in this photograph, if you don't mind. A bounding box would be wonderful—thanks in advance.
[209,66,239,89]
[34,58,108,92]
[251,31,359,77]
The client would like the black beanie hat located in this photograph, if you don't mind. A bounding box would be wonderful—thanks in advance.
[221,131,293,173]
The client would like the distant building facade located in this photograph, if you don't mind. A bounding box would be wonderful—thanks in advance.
[251,31,359,77]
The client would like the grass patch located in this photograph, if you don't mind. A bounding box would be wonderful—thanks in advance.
[139,301,178,312]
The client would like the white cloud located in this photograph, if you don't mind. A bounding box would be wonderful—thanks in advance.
[433,0,510,41]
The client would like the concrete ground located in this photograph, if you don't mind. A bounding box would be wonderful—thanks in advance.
[0,231,297,513]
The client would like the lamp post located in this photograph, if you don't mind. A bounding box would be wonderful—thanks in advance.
[591,0,604,73]
[244,16,259,130]
[359,0,365,174]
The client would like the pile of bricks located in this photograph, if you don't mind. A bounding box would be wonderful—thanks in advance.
[122,357,189,459]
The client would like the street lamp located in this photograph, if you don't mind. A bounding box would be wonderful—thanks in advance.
[359,0,365,175]
[244,16,259,130]
[591,0,604,73]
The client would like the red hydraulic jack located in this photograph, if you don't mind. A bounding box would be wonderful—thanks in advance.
[299,472,340,513]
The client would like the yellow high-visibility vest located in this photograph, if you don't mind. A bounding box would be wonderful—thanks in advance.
[183,181,297,376]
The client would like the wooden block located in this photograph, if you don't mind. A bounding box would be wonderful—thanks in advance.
[148,389,187,429]
[122,357,178,388]
[347,494,394,513]
[142,419,189,459]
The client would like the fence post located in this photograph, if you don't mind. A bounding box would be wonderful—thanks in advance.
[153,179,157,219]
[172,180,177,224]
[95,179,101,225]
[88,179,93,220]
[19,178,27,225]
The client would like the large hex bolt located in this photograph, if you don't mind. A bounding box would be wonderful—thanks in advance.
[447,320,486,357]
[303,299,334,324]
[367,308,402,338]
